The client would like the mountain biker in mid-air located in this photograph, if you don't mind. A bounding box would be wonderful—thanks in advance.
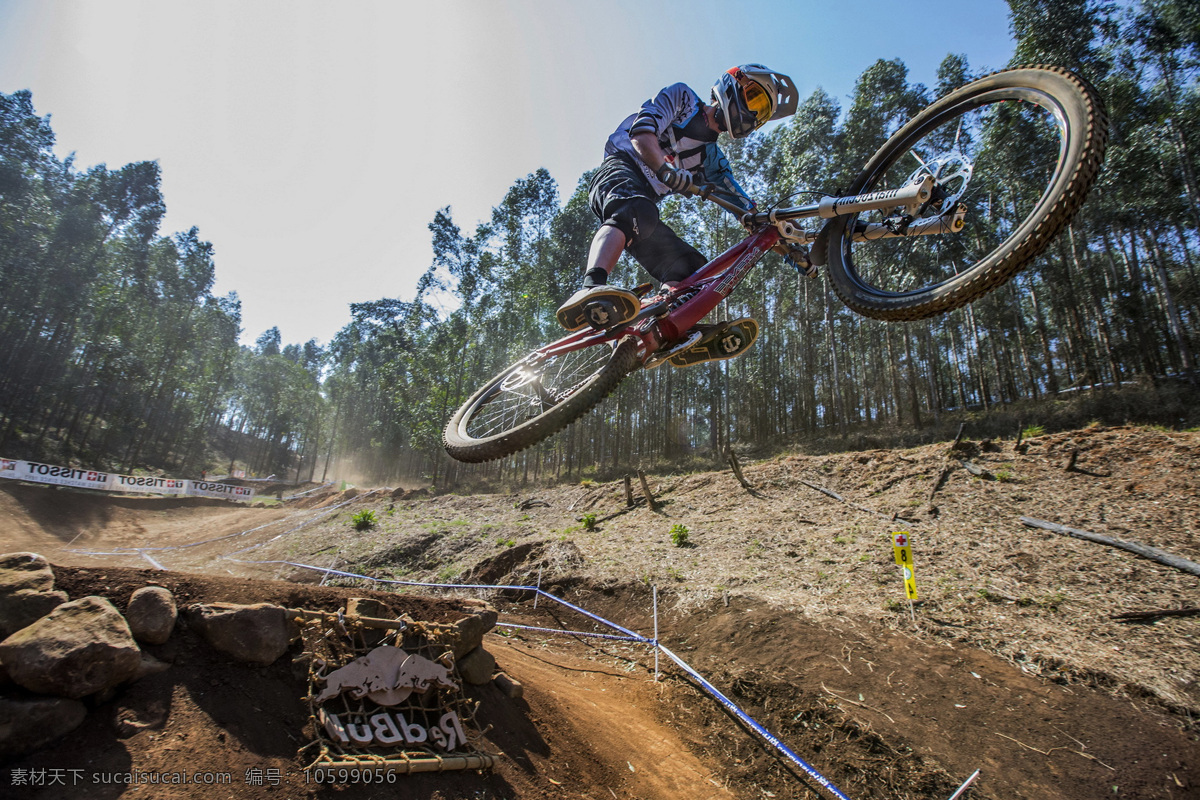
[556,64,809,367]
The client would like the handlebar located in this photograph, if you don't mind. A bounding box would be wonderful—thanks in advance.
[686,181,758,225]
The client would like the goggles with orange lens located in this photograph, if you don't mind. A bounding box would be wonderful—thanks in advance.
[732,69,773,126]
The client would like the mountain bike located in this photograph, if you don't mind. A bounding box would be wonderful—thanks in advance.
[444,65,1108,464]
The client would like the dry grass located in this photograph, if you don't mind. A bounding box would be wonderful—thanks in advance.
[237,424,1200,719]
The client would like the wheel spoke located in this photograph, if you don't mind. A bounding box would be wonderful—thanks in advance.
[848,87,1068,296]
[462,342,617,440]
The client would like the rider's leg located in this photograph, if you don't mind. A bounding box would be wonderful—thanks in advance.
[557,223,642,331]
[627,221,707,290]
[582,224,628,286]
[559,164,662,331]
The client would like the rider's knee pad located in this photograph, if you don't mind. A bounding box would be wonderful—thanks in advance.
[604,196,660,247]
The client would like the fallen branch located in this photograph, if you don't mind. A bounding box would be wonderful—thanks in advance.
[798,479,918,525]
[950,422,965,450]
[1111,607,1200,623]
[1020,517,1200,578]
[927,463,956,501]
[726,449,766,498]
[995,731,1115,770]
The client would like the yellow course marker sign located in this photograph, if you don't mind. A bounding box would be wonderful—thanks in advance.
[892,532,918,600]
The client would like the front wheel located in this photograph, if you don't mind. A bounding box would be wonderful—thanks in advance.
[825,65,1108,321]
[444,336,641,463]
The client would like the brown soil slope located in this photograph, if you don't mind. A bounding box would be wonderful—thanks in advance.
[1,424,1197,799]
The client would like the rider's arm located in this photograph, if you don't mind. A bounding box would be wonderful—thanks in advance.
[630,131,670,173]
[628,83,694,186]
[700,142,756,214]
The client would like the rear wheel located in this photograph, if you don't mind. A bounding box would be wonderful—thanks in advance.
[824,65,1108,320]
[444,336,641,463]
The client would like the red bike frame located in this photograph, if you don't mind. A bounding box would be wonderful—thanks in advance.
[537,224,783,364]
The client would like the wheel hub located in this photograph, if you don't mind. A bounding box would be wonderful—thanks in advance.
[907,150,973,212]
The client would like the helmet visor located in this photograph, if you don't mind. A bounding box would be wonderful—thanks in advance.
[735,72,773,126]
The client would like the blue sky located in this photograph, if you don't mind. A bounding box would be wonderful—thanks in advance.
[0,0,1017,346]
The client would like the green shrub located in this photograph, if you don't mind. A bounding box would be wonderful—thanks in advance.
[669,523,690,547]
[581,512,597,531]
[351,509,377,531]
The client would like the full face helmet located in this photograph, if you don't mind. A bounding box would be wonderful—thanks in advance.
[711,64,798,138]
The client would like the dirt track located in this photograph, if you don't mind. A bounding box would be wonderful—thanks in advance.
[1,424,1198,799]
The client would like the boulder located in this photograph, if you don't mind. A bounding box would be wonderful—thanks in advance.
[188,603,290,664]
[0,553,55,594]
[450,601,498,659]
[0,696,87,759]
[0,552,68,638]
[457,646,496,685]
[0,596,142,699]
[125,586,177,645]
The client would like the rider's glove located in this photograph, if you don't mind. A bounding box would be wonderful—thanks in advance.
[655,163,695,194]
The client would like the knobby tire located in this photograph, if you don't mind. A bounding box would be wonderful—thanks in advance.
[443,335,641,463]
[824,65,1109,321]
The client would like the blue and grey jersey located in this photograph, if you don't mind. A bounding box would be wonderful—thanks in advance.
[604,82,754,214]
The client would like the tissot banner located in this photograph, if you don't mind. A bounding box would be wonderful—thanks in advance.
[0,458,254,501]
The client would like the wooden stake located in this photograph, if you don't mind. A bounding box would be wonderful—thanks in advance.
[950,422,966,450]
[637,469,658,511]
[624,474,634,507]
[726,449,753,491]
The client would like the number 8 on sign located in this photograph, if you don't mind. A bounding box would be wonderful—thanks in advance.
[891,532,918,600]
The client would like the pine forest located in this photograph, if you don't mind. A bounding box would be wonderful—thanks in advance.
[1,0,1198,488]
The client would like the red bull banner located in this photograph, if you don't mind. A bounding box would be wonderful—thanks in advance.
[313,645,472,751]
[0,458,254,501]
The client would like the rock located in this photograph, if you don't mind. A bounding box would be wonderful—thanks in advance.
[133,652,171,681]
[188,603,290,664]
[0,552,55,594]
[460,599,499,632]
[457,646,496,685]
[0,696,88,759]
[125,586,177,645]
[492,671,523,699]
[0,596,142,699]
[346,597,389,619]
[0,552,68,638]
[450,601,498,659]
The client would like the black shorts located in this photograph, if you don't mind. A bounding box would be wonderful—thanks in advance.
[588,153,707,284]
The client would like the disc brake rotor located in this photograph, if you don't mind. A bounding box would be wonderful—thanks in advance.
[907,150,974,212]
